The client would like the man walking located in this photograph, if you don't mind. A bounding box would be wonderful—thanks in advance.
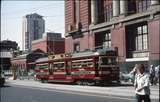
[149,65,155,85]
[134,64,151,102]
[154,65,159,85]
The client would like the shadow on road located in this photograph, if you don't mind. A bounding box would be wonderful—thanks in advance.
[47,81,134,87]
[104,84,133,87]
[0,85,11,88]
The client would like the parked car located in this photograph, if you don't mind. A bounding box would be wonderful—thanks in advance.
[120,72,134,84]
[0,74,5,87]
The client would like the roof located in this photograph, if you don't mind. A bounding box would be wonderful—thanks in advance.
[15,54,28,59]
[30,49,45,54]
[72,48,116,58]
[36,57,48,63]
[72,51,97,58]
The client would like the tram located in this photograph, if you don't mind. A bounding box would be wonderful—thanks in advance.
[34,48,120,85]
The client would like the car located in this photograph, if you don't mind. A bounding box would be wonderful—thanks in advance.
[0,71,5,87]
[0,77,5,87]
[120,72,134,84]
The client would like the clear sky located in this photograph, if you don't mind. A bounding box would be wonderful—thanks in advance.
[1,0,65,50]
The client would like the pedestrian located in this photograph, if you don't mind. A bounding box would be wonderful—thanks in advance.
[149,65,155,85]
[134,64,151,102]
[144,64,150,74]
[154,65,159,85]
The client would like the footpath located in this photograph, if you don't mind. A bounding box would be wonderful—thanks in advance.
[5,79,159,100]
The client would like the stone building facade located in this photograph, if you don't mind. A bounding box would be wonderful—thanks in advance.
[65,0,160,71]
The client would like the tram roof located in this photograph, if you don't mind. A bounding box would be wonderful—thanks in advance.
[72,48,115,58]
[36,57,48,63]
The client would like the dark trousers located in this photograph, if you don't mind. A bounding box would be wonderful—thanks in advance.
[136,94,151,102]
[150,75,155,85]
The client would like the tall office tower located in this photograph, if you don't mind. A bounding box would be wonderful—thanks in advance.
[22,13,45,51]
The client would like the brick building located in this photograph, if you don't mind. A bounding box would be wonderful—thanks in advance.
[32,32,65,54]
[65,0,160,71]
[11,49,46,77]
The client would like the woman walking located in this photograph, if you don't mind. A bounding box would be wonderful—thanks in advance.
[134,64,151,102]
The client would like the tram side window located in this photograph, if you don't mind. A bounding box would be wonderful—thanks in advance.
[82,60,94,67]
[88,61,94,67]
[54,63,65,69]
[72,60,94,68]
[81,61,88,67]
[72,62,81,68]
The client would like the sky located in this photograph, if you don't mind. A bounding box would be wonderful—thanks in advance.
[1,0,65,50]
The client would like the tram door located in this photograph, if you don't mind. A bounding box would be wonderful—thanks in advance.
[49,62,54,75]
[52,61,66,80]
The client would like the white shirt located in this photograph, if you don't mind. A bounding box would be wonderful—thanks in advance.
[155,66,159,77]
[134,73,150,95]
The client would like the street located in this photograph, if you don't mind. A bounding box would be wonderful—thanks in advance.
[1,79,159,102]
[1,0,160,102]
[1,84,136,102]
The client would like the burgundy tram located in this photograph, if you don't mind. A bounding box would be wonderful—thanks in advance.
[34,57,49,81]
[34,48,120,85]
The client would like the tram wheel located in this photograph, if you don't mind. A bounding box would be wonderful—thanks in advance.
[76,80,82,85]
[41,78,48,83]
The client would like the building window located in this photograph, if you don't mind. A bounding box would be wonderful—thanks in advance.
[105,4,113,22]
[33,20,39,40]
[137,0,151,12]
[96,0,104,23]
[103,32,111,48]
[73,0,79,25]
[135,25,148,51]
[128,0,137,14]
[74,43,80,52]
[73,0,77,24]
[126,23,149,58]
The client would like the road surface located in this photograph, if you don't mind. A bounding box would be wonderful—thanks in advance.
[1,84,136,102]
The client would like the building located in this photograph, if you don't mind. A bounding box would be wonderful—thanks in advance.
[65,0,160,71]
[32,32,65,54]
[22,13,45,51]
[11,49,46,77]
[0,40,18,71]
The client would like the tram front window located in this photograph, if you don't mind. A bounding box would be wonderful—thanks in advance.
[99,57,116,65]
[54,63,65,69]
